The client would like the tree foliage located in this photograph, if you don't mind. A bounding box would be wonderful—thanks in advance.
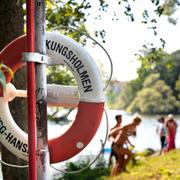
[117,48,180,114]
[45,0,109,43]
[175,75,180,99]
[108,46,180,114]
[47,66,76,85]
[127,73,178,114]
[116,79,142,110]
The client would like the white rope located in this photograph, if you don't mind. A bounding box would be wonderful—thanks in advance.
[0,159,28,168]
[50,108,109,174]
[51,25,113,91]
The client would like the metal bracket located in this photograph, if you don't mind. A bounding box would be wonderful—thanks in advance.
[22,52,48,64]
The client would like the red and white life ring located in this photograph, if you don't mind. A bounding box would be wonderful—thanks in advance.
[0,32,105,163]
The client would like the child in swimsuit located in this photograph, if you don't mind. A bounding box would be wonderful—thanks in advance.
[110,114,141,175]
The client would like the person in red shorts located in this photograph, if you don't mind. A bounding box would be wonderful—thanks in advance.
[165,114,177,152]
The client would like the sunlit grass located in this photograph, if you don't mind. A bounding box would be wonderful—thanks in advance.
[105,149,180,180]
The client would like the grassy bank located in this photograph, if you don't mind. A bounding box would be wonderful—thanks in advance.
[105,149,180,180]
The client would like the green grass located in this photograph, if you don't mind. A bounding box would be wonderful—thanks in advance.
[104,149,180,180]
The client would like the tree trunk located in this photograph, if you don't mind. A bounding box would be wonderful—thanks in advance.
[0,1,28,179]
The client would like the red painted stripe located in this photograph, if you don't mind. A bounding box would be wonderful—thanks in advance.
[27,0,36,179]
[48,101,104,163]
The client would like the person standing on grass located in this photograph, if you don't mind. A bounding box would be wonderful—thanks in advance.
[108,114,122,167]
[156,116,167,155]
[165,114,177,152]
[110,114,141,174]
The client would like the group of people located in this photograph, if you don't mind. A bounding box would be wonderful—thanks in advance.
[157,114,178,155]
[107,113,178,176]
[108,114,141,176]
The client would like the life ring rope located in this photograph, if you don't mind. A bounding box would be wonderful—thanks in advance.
[0,32,105,164]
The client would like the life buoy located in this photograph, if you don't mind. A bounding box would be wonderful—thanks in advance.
[0,32,105,163]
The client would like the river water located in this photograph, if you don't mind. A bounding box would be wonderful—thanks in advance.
[48,109,180,153]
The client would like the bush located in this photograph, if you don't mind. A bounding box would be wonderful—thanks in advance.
[60,155,110,180]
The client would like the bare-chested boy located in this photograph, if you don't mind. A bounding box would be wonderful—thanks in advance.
[109,114,141,174]
[108,115,122,167]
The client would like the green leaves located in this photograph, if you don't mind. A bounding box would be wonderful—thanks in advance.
[127,74,177,114]
[116,48,180,114]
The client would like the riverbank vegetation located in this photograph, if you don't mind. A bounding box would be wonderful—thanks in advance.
[59,149,180,180]
[107,49,180,115]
